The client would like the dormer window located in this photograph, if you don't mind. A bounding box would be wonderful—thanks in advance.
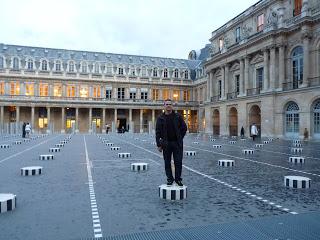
[219,39,224,51]
[0,56,3,69]
[13,57,19,70]
[82,62,87,73]
[55,61,61,71]
[153,68,158,77]
[42,60,48,71]
[184,70,189,79]
[174,69,179,78]
[118,67,124,75]
[27,59,33,70]
[94,63,99,74]
[163,68,168,78]
[257,13,264,32]
[69,61,74,72]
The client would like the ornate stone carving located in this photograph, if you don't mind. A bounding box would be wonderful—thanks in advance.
[267,9,278,26]
[242,24,252,39]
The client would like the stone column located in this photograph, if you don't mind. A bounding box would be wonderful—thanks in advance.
[263,49,269,91]
[205,106,212,134]
[0,106,4,133]
[16,106,20,134]
[225,64,229,99]
[47,107,51,133]
[269,46,276,90]
[207,72,211,102]
[61,107,65,133]
[113,108,117,132]
[129,108,133,133]
[75,107,79,133]
[239,59,244,95]
[31,106,35,133]
[221,66,225,99]
[152,109,155,132]
[186,109,189,131]
[88,108,92,133]
[62,83,66,97]
[102,108,105,133]
[302,34,310,87]
[244,57,249,95]
[278,45,285,91]
[140,109,143,133]
[211,71,215,98]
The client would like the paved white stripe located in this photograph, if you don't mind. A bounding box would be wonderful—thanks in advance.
[84,136,103,238]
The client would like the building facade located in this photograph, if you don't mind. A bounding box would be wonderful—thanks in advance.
[1,0,320,139]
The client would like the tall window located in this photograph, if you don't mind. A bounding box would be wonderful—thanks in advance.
[93,86,101,98]
[130,88,136,100]
[257,13,264,32]
[285,102,299,136]
[141,89,148,100]
[183,90,190,101]
[174,69,179,78]
[294,0,302,16]
[69,61,74,72]
[82,62,87,73]
[235,27,241,42]
[256,68,264,89]
[55,61,61,71]
[235,75,240,95]
[292,46,303,89]
[0,56,3,69]
[27,59,33,70]
[42,60,48,71]
[25,83,34,96]
[54,84,62,97]
[219,39,224,51]
[118,67,124,75]
[173,90,179,101]
[131,68,135,76]
[184,70,189,79]
[106,89,112,99]
[117,87,125,99]
[10,82,20,95]
[13,57,19,70]
[80,86,88,98]
[153,68,158,77]
[152,89,159,100]
[163,68,168,78]
[162,89,169,100]
[218,80,222,98]
[39,83,48,96]
[314,100,320,136]
[67,85,76,97]
[0,82,5,95]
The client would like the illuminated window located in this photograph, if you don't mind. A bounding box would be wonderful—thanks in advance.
[53,84,62,97]
[25,83,34,96]
[162,89,169,100]
[93,86,101,98]
[257,13,264,32]
[152,89,159,100]
[173,90,179,101]
[183,90,190,101]
[67,85,76,97]
[10,82,20,95]
[39,83,48,96]
[80,85,88,98]
[0,82,4,95]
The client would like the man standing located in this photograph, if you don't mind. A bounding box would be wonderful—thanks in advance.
[156,99,187,186]
[250,123,258,141]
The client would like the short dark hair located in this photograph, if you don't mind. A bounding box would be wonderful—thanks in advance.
[164,98,172,102]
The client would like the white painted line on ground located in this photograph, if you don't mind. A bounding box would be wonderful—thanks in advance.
[84,136,103,239]
[116,136,298,215]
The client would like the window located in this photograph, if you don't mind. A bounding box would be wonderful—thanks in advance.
[292,46,303,89]
[0,82,5,95]
[256,68,263,90]
[10,82,20,95]
[42,60,48,71]
[285,102,299,136]
[39,83,48,96]
[129,91,136,100]
[219,39,224,51]
[235,27,241,42]
[27,59,33,70]
[163,69,168,78]
[152,89,159,100]
[174,69,179,78]
[153,68,158,77]
[55,61,61,71]
[54,84,62,97]
[131,68,135,76]
[257,13,264,32]
[38,107,48,129]
[105,89,112,99]
[218,80,222,98]
[173,90,179,101]
[314,100,320,136]
[94,63,99,74]
[294,0,302,16]
[93,86,101,98]
[183,90,190,101]
[13,57,19,70]
[118,67,124,75]
[25,83,34,96]
[162,89,169,100]
[0,56,3,69]
[117,87,125,99]
[80,86,88,98]
[106,65,112,75]
[82,62,87,73]
[141,91,148,100]
[67,85,76,97]
[235,75,240,95]
[184,70,189,79]
[69,61,74,72]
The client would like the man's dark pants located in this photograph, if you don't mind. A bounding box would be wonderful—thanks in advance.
[163,141,183,181]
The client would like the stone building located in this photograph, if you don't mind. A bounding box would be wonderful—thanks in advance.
[1,0,320,139]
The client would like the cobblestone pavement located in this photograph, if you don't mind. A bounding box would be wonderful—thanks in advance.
[0,133,319,240]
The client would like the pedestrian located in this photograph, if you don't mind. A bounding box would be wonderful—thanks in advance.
[22,122,26,138]
[240,126,245,138]
[156,99,187,186]
[25,123,31,138]
[106,124,110,134]
[250,123,258,141]
[304,128,309,140]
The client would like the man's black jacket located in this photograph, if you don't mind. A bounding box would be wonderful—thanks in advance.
[156,112,187,148]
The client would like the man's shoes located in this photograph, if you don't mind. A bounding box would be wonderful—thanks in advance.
[167,179,174,186]
[175,180,183,186]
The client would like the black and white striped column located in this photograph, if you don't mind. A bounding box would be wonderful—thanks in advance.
[243,149,254,155]
[131,163,148,171]
[39,154,54,160]
[284,176,311,189]
[0,144,10,149]
[159,184,187,200]
[212,145,222,149]
[49,148,60,152]
[184,151,196,156]
[110,146,120,151]
[21,166,43,176]
[218,159,235,167]
[0,193,17,214]
[289,156,305,164]
[118,153,131,158]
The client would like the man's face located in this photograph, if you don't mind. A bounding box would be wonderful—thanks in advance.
[164,100,173,112]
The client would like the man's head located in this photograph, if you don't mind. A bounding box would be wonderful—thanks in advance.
[164,99,173,114]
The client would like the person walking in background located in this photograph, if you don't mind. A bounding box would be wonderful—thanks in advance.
[250,123,258,141]
[156,99,187,186]
[25,123,31,138]
[22,122,26,138]
[240,126,245,138]
[304,128,309,140]
[106,124,110,134]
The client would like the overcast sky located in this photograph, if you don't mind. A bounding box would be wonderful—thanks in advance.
[0,0,258,59]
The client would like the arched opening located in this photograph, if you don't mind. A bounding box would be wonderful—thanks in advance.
[312,99,320,139]
[249,105,261,137]
[213,109,220,135]
[229,107,238,136]
[285,101,299,138]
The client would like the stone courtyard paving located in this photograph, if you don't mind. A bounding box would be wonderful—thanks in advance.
[0,132,319,239]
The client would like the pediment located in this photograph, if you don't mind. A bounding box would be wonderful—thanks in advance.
[250,53,264,64]
[229,62,240,72]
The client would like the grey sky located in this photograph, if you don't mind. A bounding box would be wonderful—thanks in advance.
[0,0,258,59]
